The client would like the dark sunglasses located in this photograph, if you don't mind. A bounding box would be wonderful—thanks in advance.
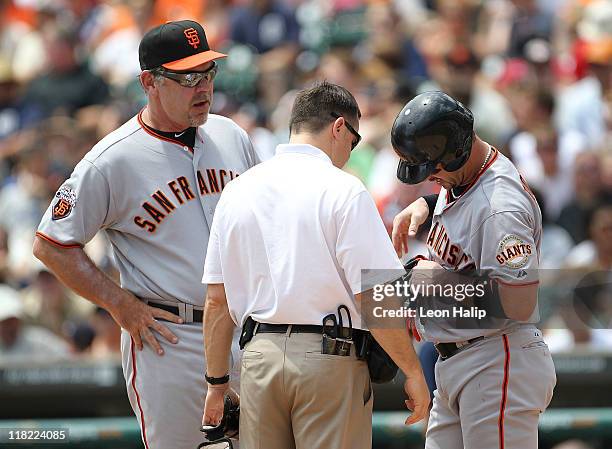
[331,112,361,151]
[153,62,218,88]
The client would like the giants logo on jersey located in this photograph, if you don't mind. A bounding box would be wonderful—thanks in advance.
[427,222,474,271]
[496,234,532,268]
[52,185,77,220]
[133,168,238,233]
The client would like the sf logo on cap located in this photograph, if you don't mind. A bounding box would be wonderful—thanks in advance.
[184,28,200,49]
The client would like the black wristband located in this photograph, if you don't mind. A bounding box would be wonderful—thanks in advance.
[422,194,438,217]
[205,373,230,385]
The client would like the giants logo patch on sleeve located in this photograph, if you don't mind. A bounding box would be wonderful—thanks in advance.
[52,186,76,220]
[496,234,532,268]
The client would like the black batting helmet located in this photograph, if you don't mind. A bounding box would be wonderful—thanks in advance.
[391,91,474,184]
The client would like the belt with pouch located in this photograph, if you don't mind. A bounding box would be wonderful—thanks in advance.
[435,336,484,360]
[253,321,368,340]
[144,299,203,324]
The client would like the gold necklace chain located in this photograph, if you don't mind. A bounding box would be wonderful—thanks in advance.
[479,145,493,174]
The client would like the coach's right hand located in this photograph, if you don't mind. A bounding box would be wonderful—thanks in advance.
[392,197,430,257]
[403,370,431,425]
[107,294,183,355]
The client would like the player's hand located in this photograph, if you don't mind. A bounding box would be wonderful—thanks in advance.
[403,371,430,425]
[107,293,183,355]
[410,259,445,292]
[414,260,443,270]
[202,384,230,426]
[392,197,430,257]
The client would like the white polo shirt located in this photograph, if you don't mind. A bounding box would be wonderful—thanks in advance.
[202,144,403,329]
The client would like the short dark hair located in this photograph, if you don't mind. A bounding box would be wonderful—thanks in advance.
[289,81,361,134]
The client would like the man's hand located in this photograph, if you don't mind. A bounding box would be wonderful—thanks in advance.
[107,295,183,355]
[32,237,182,356]
[403,372,431,425]
[202,384,230,426]
[392,197,430,256]
[410,259,444,288]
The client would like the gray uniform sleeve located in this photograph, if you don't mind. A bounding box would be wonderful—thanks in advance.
[239,127,261,168]
[469,211,539,285]
[336,190,404,294]
[37,159,113,246]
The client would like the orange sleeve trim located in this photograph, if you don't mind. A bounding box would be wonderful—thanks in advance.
[496,278,539,287]
[35,231,83,249]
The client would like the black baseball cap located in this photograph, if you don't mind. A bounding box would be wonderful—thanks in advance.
[139,20,226,71]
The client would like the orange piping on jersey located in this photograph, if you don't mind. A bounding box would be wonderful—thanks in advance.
[35,231,82,249]
[130,338,150,449]
[495,278,539,287]
[498,334,510,449]
[137,110,194,154]
[407,317,421,342]
[444,148,499,211]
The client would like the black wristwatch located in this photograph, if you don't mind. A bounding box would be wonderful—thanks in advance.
[205,373,230,385]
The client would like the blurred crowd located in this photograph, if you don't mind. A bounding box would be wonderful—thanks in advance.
[0,0,610,363]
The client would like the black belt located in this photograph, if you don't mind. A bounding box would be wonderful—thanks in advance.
[435,336,484,360]
[256,323,323,334]
[255,322,368,340]
[149,302,203,323]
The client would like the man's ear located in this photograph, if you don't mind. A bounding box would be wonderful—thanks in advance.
[331,117,343,140]
[140,71,156,93]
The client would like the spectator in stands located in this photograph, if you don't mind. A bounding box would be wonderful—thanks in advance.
[532,189,575,269]
[506,0,555,59]
[65,321,95,355]
[555,1,610,149]
[0,284,70,362]
[20,23,109,126]
[558,151,608,244]
[22,269,93,336]
[505,87,586,220]
[88,307,121,359]
[565,203,612,270]
[0,56,22,140]
[0,145,55,280]
[229,0,301,111]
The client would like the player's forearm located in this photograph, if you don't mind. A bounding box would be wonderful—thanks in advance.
[369,326,425,379]
[203,284,234,378]
[499,283,538,321]
[32,236,130,312]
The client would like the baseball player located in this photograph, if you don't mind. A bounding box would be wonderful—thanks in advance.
[33,20,259,449]
[390,92,556,449]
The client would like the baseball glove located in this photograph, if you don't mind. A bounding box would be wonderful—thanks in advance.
[198,394,240,448]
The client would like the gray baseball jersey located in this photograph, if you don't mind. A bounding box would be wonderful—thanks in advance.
[37,112,259,305]
[421,148,556,449]
[36,111,258,449]
[416,149,542,343]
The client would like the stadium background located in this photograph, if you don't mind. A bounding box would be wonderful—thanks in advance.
[0,0,610,448]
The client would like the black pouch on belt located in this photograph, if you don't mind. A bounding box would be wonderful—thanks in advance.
[358,334,399,384]
[239,317,257,350]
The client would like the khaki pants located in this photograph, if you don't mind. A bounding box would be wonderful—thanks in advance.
[239,330,373,449]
